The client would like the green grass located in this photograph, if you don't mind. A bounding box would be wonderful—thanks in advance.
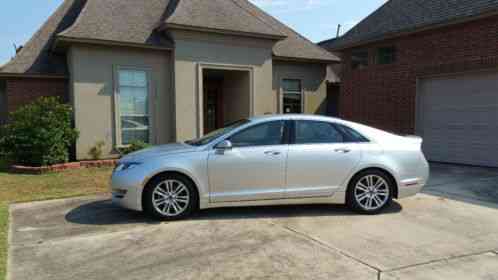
[0,159,113,280]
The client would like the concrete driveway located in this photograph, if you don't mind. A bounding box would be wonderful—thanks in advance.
[8,163,498,280]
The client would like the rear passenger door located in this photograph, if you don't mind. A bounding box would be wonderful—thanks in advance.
[285,120,362,198]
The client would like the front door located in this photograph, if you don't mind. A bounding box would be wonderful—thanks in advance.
[208,121,288,203]
[286,120,362,198]
[203,78,224,134]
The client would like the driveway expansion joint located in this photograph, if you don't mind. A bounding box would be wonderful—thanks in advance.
[267,221,382,273]
[381,250,498,274]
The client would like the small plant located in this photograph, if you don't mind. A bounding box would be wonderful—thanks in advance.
[118,140,151,156]
[88,141,106,160]
[0,97,79,166]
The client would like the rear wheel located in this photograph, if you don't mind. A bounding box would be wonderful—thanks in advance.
[143,174,198,220]
[347,170,393,214]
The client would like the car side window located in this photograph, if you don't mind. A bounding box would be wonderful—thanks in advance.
[294,121,344,144]
[336,124,370,143]
[229,121,285,148]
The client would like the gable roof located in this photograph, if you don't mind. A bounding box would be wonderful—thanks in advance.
[163,0,286,39]
[320,0,498,50]
[58,0,174,48]
[231,0,339,62]
[0,0,86,76]
[1,0,337,77]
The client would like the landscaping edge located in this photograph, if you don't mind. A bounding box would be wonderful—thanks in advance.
[10,160,118,175]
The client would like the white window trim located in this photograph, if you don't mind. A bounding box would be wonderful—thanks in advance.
[280,78,305,114]
[113,66,155,148]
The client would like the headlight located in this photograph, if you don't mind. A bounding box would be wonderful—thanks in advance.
[114,162,142,172]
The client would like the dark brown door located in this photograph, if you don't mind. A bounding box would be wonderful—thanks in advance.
[203,78,224,134]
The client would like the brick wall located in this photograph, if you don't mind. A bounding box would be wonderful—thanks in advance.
[338,15,498,134]
[5,78,68,113]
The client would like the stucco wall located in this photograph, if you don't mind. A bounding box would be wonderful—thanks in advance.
[171,30,276,140]
[69,44,173,160]
[223,71,251,124]
[272,61,328,115]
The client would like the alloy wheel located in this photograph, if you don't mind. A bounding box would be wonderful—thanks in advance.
[152,179,191,217]
[354,175,390,211]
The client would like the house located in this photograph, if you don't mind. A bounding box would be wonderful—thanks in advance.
[320,0,498,167]
[0,0,338,160]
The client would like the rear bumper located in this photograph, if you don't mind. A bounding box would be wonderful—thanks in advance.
[397,178,426,199]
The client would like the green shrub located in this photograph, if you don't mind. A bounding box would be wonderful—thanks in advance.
[0,97,79,166]
[118,140,151,156]
[88,141,106,160]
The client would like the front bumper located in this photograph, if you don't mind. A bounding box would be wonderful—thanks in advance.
[110,170,146,211]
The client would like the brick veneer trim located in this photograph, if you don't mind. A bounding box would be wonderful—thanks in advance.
[336,15,498,135]
[5,77,68,113]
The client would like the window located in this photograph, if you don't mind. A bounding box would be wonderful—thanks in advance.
[351,49,369,70]
[282,79,303,114]
[377,46,396,65]
[294,121,344,144]
[336,124,370,143]
[117,69,150,145]
[230,121,285,148]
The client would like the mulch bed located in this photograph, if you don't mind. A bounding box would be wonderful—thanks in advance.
[10,159,118,175]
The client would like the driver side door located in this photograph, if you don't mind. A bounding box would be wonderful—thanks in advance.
[208,121,288,203]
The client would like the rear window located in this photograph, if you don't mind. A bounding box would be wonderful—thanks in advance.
[336,125,370,143]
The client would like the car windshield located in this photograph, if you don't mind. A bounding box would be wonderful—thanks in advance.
[185,119,251,146]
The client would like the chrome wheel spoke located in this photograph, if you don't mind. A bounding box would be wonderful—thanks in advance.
[373,195,383,206]
[173,185,187,196]
[356,193,369,202]
[155,187,168,197]
[176,196,189,204]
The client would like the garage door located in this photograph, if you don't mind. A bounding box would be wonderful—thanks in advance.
[416,71,498,167]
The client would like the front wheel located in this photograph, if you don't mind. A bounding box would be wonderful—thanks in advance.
[143,174,198,220]
[347,170,394,214]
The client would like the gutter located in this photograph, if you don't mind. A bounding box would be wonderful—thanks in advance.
[273,55,340,64]
[0,73,68,79]
[159,23,287,41]
[52,36,174,52]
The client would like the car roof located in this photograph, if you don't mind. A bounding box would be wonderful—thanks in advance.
[249,114,343,123]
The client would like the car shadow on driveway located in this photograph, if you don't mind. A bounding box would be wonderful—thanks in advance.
[65,199,403,226]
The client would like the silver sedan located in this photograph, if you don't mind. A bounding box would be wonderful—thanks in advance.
[111,115,429,220]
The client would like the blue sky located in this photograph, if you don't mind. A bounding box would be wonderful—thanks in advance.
[0,0,387,65]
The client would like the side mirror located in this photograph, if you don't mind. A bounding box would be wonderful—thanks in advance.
[215,140,233,151]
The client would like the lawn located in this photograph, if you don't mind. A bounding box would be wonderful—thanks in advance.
[0,160,113,280]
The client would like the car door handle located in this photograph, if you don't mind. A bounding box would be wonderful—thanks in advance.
[264,151,281,156]
[334,148,351,153]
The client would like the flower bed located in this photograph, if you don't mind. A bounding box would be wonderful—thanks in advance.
[10,160,118,175]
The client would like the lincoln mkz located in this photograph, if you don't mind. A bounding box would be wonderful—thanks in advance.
[111,115,429,219]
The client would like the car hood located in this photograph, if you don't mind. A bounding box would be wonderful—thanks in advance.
[120,143,200,162]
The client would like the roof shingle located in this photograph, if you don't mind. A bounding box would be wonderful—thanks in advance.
[58,0,174,48]
[1,0,337,77]
[164,0,286,39]
[320,0,498,50]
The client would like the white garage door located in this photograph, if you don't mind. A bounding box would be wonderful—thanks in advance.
[416,71,498,167]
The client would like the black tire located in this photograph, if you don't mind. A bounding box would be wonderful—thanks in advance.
[143,173,199,220]
[346,170,394,214]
